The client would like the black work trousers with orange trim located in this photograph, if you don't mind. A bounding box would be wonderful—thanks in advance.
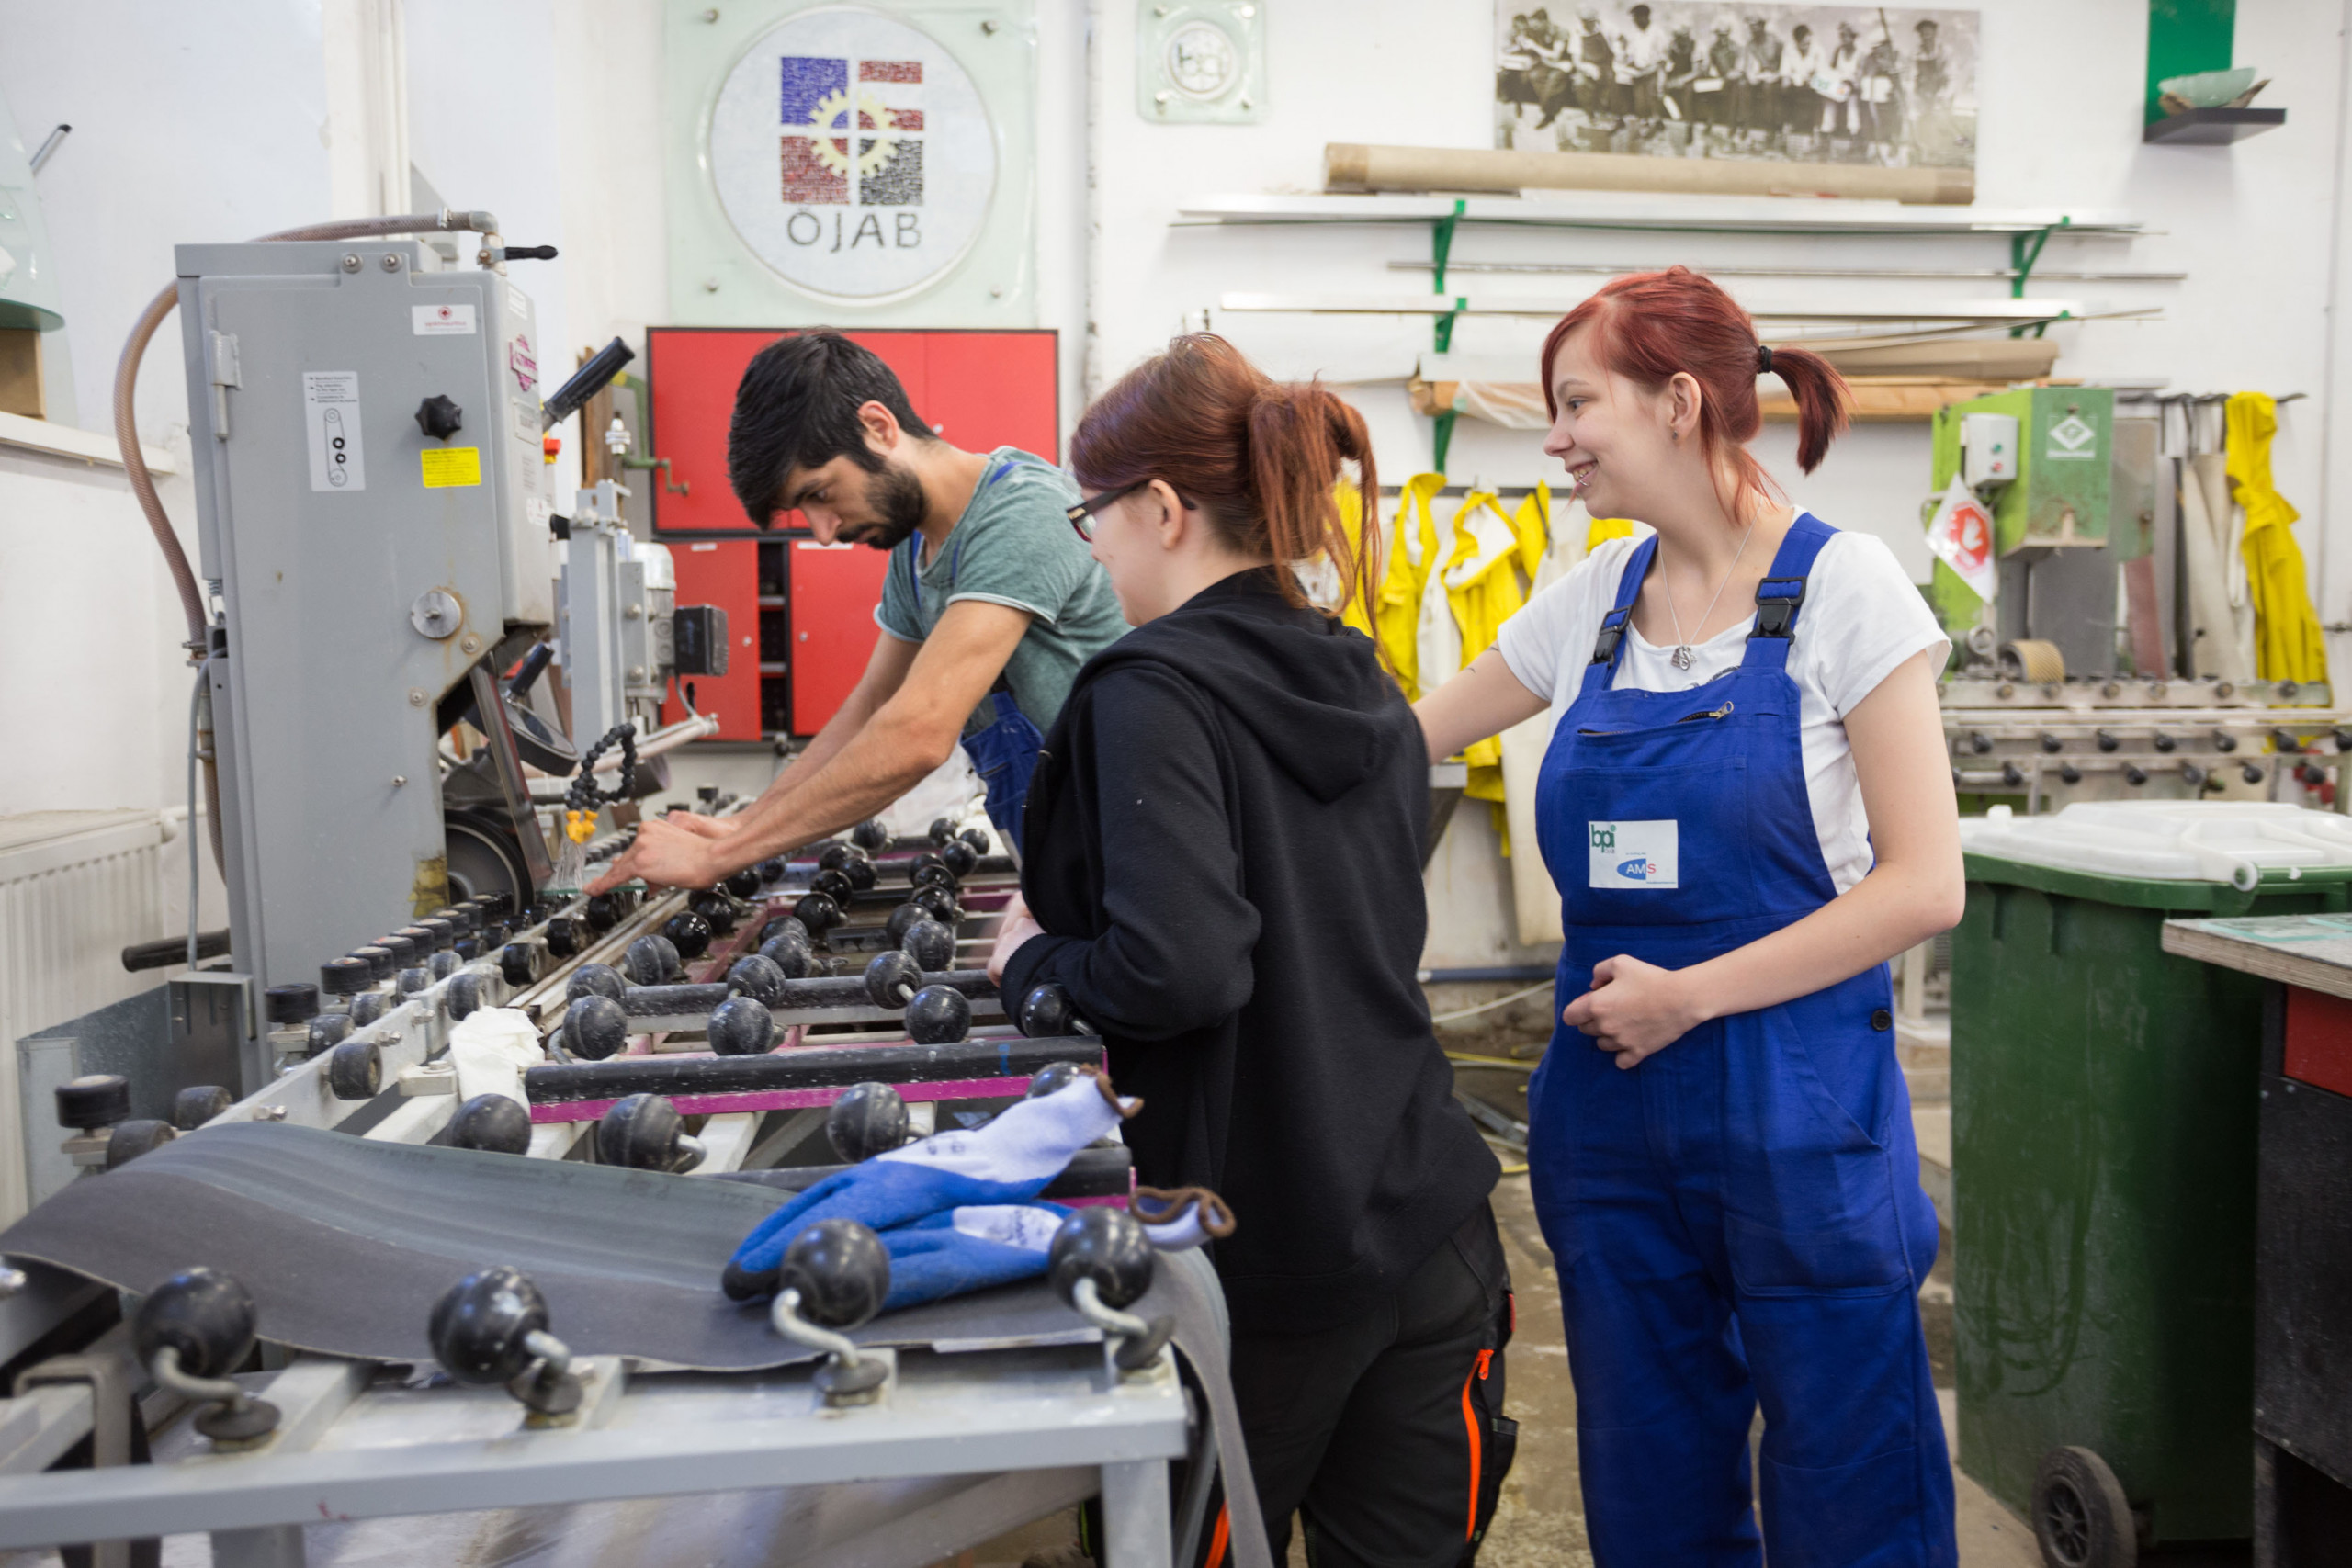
[1217,1202,1514,1568]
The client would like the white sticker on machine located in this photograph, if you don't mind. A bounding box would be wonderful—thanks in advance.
[302,371,366,492]
[1589,819,1679,890]
[412,303,477,336]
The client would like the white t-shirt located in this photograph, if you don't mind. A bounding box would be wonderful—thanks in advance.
[1496,522,1949,894]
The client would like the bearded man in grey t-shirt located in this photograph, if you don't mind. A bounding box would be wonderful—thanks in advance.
[594,333,1126,891]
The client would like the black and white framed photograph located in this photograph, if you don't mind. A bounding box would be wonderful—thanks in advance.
[1495,3,1979,170]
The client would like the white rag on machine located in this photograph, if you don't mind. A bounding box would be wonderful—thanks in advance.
[447,1008,546,1107]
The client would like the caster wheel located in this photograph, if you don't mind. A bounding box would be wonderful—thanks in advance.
[1050,1206,1156,1310]
[899,919,954,974]
[566,964,626,1004]
[940,840,978,879]
[597,1093,697,1171]
[2032,1446,2137,1568]
[564,995,629,1062]
[707,996,776,1056]
[500,943,537,987]
[727,954,788,1006]
[544,917,581,959]
[55,1074,131,1131]
[1020,984,1080,1039]
[783,1219,890,1329]
[447,1093,533,1155]
[852,818,888,852]
[903,984,970,1045]
[326,1039,383,1100]
[863,950,922,1010]
[105,1118,176,1168]
[305,1013,352,1058]
[663,911,714,961]
[446,972,484,1022]
[1027,1060,1089,1099]
[909,885,958,924]
[724,867,763,899]
[826,1081,909,1162]
[136,1268,258,1378]
[171,1085,233,1131]
[429,1266,548,1385]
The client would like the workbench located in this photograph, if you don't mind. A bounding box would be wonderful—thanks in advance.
[2160,914,2352,1562]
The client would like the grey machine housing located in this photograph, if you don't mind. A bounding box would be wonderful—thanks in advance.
[175,238,558,1017]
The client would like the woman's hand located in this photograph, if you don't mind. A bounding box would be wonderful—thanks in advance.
[1561,954,1709,1069]
[988,892,1045,985]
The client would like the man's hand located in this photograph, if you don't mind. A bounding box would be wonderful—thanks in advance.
[988,892,1046,985]
[1560,954,1709,1069]
[588,815,727,895]
[663,813,736,842]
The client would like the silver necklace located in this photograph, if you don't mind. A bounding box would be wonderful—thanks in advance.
[1662,524,1756,671]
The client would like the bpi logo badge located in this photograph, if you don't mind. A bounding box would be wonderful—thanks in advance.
[1589,820,1679,890]
[709,10,998,303]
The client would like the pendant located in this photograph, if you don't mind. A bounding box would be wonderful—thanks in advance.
[1671,645,1694,671]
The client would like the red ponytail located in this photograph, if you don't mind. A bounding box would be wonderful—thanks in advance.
[1540,266,1849,520]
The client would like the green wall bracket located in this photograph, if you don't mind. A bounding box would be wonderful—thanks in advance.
[2146,0,2235,124]
[1429,199,1465,472]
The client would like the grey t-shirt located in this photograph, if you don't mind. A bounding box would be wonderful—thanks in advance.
[873,447,1129,732]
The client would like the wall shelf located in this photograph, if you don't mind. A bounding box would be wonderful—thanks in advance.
[2143,107,2286,144]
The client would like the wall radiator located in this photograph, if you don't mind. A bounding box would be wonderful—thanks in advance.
[0,810,177,1224]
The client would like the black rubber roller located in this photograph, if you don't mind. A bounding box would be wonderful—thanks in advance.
[55,1074,131,1131]
[691,893,741,936]
[320,957,370,998]
[564,995,629,1062]
[884,902,928,948]
[305,1013,353,1059]
[1049,1206,1156,1311]
[842,856,877,892]
[446,973,485,1022]
[582,895,619,933]
[707,996,776,1056]
[265,983,320,1026]
[596,1093,695,1171]
[1020,983,1082,1039]
[863,950,922,1009]
[428,951,461,982]
[1027,1060,1090,1100]
[782,1219,890,1329]
[899,919,955,974]
[811,869,854,906]
[904,984,971,1044]
[399,967,431,996]
[763,914,811,948]
[793,892,844,939]
[940,840,979,879]
[623,935,675,987]
[567,964,626,1004]
[447,1094,533,1156]
[758,857,788,885]
[727,954,788,1005]
[757,935,817,980]
[500,943,536,987]
[910,885,958,924]
[827,1081,909,1163]
[136,1268,258,1380]
[543,917,581,960]
[664,911,714,961]
[350,992,392,1026]
[907,852,950,889]
[852,819,888,852]
[928,818,958,848]
[327,1039,384,1100]
[171,1085,233,1131]
[416,917,457,951]
[959,828,989,855]
[105,1118,176,1169]
[429,1266,549,1385]
[724,867,763,899]
[374,935,419,970]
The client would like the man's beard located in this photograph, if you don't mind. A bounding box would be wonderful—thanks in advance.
[840,463,928,550]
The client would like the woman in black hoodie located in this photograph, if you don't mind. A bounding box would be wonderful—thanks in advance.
[990,336,1508,1568]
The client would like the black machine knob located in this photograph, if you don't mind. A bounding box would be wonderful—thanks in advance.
[374,935,418,970]
[910,885,958,924]
[899,919,955,974]
[707,996,776,1056]
[136,1268,258,1381]
[429,1266,548,1385]
[780,1219,890,1330]
[2152,731,2177,753]
[2057,763,2083,785]
[884,902,928,948]
[758,934,817,979]
[690,893,740,936]
[818,844,856,872]
[564,995,629,1061]
[2036,733,2063,754]
[812,868,854,905]
[350,992,391,1026]
[55,1074,131,1132]
[724,867,763,899]
[264,983,320,1025]
[928,818,958,847]
[2213,729,2239,753]
[1049,1207,1155,1313]
[447,1094,533,1156]
[2274,728,2305,755]
[2245,763,2267,784]
[663,911,714,961]
[904,984,971,1045]
[2123,763,2150,787]
[500,943,536,987]
[2000,761,2024,787]
[793,892,844,938]
[827,1081,910,1163]
[566,964,626,1004]
[940,840,979,879]
[1968,731,1993,755]
[864,950,922,1009]
[623,934,678,986]
[582,895,618,933]
[320,957,369,997]
[852,819,889,852]
[596,1093,700,1172]
[1021,984,1081,1039]
[544,917,581,959]
[414,395,464,441]
[728,954,788,1005]
[959,829,989,855]
[2095,730,2120,753]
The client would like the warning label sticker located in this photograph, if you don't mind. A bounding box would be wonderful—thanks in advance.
[302,371,365,493]
[412,303,477,336]
[420,446,483,489]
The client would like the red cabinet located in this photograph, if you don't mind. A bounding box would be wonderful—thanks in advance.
[641,329,1058,738]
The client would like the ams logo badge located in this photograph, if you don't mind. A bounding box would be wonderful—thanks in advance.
[709,9,997,303]
[2045,413,2098,462]
[1589,820,1679,890]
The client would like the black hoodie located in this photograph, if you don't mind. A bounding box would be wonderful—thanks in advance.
[1003,570,1498,1335]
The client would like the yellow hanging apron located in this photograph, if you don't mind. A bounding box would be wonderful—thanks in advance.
[2226,393,2329,685]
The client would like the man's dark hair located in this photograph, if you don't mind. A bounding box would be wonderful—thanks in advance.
[727,332,933,526]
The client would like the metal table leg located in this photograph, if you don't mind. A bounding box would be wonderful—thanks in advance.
[1099,1459,1173,1568]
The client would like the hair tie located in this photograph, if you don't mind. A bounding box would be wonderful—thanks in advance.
[1757,344,1775,374]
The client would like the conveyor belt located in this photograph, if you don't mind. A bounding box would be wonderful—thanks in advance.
[524,1036,1103,1122]
[0,1122,1157,1372]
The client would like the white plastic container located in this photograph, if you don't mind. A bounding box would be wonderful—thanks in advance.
[1957,800,2352,891]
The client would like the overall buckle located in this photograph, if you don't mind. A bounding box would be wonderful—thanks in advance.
[1589,608,1631,664]
[1750,577,1806,639]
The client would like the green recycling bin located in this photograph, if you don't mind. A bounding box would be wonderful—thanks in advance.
[1952,801,2352,1565]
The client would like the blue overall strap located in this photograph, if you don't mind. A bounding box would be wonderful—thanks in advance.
[1581,535,1659,697]
[1740,512,1838,671]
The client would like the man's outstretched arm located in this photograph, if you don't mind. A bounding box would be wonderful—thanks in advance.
[590,599,1033,891]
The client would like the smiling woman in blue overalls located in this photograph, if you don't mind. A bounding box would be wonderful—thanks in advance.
[1418,267,1964,1566]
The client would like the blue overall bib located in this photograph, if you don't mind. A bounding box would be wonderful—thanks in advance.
[905,455,1046,852]
[1526,515,1954,1567]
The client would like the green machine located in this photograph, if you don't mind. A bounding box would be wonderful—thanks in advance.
[1925,387,2139,675]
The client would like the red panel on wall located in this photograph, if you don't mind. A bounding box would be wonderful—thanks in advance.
[667,539,763,740]
[645,329,1056,534]
[2285,985,2352,1100]
[790,540,894,735]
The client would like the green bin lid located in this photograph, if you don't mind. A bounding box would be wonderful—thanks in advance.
[1961,800,2352,912]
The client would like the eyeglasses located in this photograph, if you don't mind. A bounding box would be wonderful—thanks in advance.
[1065,479,1192,542]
